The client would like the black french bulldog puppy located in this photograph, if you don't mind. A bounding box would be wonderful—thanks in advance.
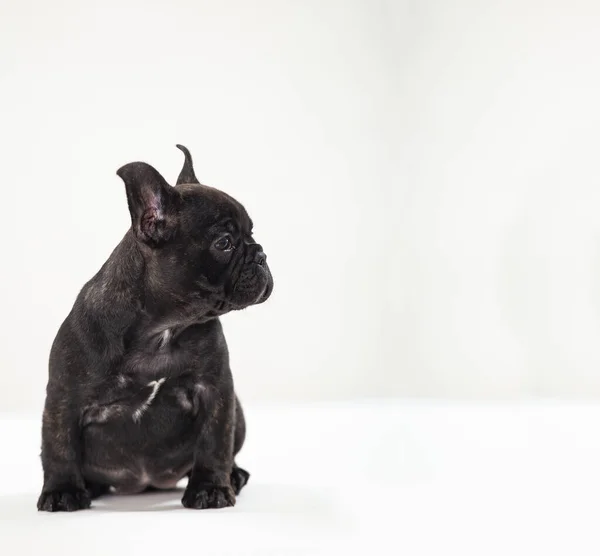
[37,145,273,512]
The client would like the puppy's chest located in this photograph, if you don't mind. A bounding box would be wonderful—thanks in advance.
[85,370,203,429]
[100,331,207,420]
[119,360,201,414]
[121,326,200,379]
[122,350,180,383]
[84,322,219,425]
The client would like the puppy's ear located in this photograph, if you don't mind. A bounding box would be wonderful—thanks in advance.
[116,162,180,245]
[175,144,200,185]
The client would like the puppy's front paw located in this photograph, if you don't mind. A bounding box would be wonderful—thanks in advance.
[181,485,235,510]
[37,486,91,512]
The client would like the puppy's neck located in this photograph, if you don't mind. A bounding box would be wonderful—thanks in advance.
[80,231,223,357]
[83,232,144,310]
[88,231,219,322]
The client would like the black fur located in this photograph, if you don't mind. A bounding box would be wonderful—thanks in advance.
[37,145,273,511]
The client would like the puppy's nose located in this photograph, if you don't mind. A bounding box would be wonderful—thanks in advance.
[255,251,267,266]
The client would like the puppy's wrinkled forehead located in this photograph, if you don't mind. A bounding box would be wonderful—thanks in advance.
[176,183,253,238]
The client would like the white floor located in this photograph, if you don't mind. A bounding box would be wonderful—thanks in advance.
[1,400,600,555]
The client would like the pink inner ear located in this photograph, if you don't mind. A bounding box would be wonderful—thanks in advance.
[139,190,166,240]
[140,207,162,240]
[144,191,164,220]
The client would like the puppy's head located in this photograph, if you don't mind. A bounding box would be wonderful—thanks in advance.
[116,145,273,317]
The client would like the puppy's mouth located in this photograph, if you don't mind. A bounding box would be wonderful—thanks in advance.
[228,261,273,309]
[254,265,273,304]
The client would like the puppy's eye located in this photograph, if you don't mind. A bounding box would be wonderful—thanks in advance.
[213,236,233,251]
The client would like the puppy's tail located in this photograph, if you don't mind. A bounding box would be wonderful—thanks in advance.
[175,144,200,186]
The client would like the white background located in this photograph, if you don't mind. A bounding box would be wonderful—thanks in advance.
[2,0,600,414]
[3,3,600,554]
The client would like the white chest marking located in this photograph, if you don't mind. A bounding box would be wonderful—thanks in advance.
[158,329,171,349]
[133,378,166,423]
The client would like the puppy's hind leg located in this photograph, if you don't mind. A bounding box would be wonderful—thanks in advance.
[230,464,250,495]
[85,480,111,500]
